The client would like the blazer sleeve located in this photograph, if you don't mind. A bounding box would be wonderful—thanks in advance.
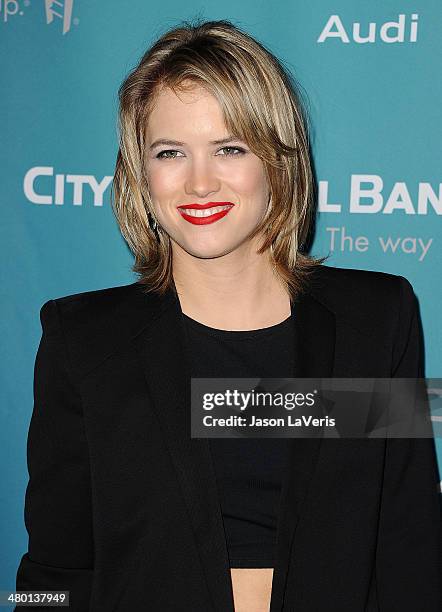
[375,276,441,610]
[15,300,94,611]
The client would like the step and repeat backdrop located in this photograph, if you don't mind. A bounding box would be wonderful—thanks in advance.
[1,0,441,601]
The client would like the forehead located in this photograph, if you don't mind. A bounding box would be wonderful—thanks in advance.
[146,84,227,138]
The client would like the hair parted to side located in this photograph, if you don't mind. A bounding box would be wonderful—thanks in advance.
[111,17,326,298]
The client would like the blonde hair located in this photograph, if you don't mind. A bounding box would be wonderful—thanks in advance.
[111,17,325,298]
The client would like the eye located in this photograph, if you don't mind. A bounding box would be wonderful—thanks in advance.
[156,150,183,160]
[217,146,246,156]
[155,146,246,160]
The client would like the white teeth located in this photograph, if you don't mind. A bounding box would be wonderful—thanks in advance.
[180,205,233,218]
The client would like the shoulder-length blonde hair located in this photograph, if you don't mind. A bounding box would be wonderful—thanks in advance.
[111,17,325,298]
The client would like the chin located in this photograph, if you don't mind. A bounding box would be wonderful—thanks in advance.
[182,246,236,260]
[173,235,242,260]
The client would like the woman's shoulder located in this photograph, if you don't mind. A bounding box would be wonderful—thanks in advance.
[309,263,413,290]
[42,280,163,317]
[48,280,142,308]
[37,281,164,379]
[302,265,418,345]
[306,264,415,311]
[38,281,145,331]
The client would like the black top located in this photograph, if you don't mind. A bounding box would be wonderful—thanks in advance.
[181,305,295,568]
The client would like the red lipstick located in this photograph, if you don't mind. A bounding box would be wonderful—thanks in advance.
[177,202,235,225]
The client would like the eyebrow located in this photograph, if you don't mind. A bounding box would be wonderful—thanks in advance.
[148,135,241,150]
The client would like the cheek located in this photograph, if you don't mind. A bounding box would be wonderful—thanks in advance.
[229,158,267,193]
[147,167,178,200]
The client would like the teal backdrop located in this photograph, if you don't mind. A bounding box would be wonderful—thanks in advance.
[1,0,441,601]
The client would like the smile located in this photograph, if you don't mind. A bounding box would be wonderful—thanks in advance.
[177,203,235,225]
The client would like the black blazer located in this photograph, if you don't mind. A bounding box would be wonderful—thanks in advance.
[15,265,441,611]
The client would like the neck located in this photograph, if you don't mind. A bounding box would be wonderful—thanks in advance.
[171,240,291,331]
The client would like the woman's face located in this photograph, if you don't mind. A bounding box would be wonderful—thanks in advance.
[144,83,270,261]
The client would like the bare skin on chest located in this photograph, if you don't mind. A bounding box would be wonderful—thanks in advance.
[230,568,274,612]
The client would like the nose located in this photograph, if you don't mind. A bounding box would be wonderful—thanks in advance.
[184,158,220,198]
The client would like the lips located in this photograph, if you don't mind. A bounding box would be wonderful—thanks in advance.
[177,202,235,225]
[178,201,234,210]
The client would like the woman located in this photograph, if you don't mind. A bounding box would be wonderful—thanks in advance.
[15,18,440,612]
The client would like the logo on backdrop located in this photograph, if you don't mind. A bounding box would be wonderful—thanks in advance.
[318,175,439,262]
[317,14,419,44]
[0,0,30,21]
[1,0,78,34]
[23,167,112,206]
[45,0,76,35]
[319,175,441,215]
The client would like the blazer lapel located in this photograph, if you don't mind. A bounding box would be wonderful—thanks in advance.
[133,286,234,611]
[269,289,337,612]
[132,282,337,612]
